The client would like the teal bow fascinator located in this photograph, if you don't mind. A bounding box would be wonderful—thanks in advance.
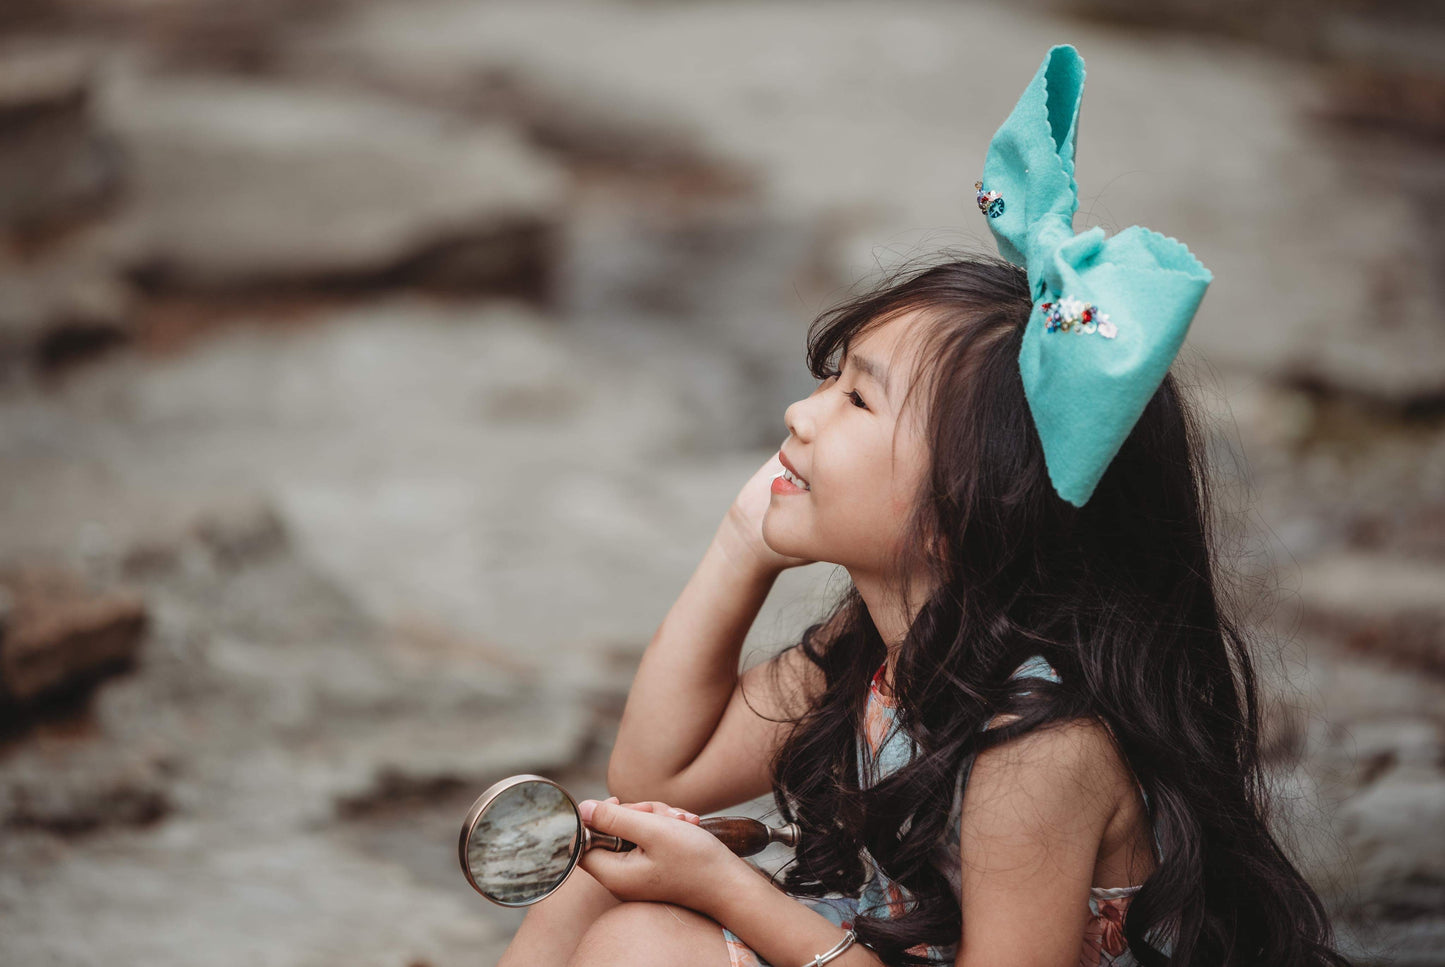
[975,44,1213,507]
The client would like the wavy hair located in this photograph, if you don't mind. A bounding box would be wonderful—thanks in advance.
[757,253,1351,967]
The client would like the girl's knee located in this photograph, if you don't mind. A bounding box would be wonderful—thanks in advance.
[498,867,619,967]
[523,864,618,926]
[569,901,727,967]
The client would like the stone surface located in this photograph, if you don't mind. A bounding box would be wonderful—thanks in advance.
[0,564,147,707]
[1336,769,1445,915]
[0,1,1440,964]
[1295,552,1445,675]
[100,69,569,294]
[1269,636,1445,961]
[0,495,599,965]
[0,232,135,379]
[0,283,838,961]
[0,44,120,231]
[0,821,501,967]
[0,732,173,833]
[292,0,1445,404]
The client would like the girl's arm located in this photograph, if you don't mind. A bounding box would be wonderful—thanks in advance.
[607,455,822,814]
[578,799,883,967]
[709,862,883,967]
[951,719,1125,967]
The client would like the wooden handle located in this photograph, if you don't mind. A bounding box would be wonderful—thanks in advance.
[700,817,774,857]
[587,817,797,857]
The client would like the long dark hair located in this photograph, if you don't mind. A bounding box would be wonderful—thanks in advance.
[758,253,1351,967]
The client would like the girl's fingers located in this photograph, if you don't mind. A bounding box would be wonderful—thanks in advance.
[617,800,701,824]
[645,801,700,824]
[580,800,662,842]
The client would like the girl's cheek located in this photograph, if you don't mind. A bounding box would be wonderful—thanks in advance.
[890,487,912,515]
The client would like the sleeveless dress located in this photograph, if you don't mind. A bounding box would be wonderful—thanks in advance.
[720,655,1170,967]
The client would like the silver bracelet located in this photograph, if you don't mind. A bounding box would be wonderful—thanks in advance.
[801,928,856,967]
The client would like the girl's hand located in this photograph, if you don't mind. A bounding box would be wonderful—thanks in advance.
[576,798,746,916]
[616,799,702,824]
[588,795,701,824]
[718,452,816,577]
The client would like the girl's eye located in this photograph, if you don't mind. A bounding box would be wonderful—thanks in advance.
[819,370,866,410]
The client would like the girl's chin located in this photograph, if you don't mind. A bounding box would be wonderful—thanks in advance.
[759,519,809,560]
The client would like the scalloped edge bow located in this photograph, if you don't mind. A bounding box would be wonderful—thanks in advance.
[975,44,1213,507]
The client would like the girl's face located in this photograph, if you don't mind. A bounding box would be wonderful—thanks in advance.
[764,308,935,579]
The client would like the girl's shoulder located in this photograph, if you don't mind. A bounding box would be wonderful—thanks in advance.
[982,655,1163,868]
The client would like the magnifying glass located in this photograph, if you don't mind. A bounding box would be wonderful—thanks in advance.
[458,774,800,907]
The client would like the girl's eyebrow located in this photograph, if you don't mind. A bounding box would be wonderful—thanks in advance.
[844,350,892,402]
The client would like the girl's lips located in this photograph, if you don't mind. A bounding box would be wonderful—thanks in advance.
[771,471,808,495]
[777,449,809,487]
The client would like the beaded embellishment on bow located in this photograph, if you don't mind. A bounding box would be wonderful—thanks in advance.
[1041,296,1116,338]
[974,180,1004,218]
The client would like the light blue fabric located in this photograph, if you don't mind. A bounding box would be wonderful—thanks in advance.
[976,44,1214,507]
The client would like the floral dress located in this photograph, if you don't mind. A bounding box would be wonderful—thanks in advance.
[721,655,1170,967]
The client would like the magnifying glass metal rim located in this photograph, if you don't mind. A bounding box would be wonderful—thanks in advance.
[458,773,584,908]
[461,774,800,907]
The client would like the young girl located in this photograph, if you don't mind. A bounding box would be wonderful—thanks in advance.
[498,45,1351,967]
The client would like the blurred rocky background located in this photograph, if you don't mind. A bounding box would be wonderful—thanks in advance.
[0,0,1441,964]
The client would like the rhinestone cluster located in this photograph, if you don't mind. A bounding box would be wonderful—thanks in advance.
[1040,296,1117,338]
[974,180,1004,218]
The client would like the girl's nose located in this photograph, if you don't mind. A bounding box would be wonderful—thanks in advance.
[784,396,812,442]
